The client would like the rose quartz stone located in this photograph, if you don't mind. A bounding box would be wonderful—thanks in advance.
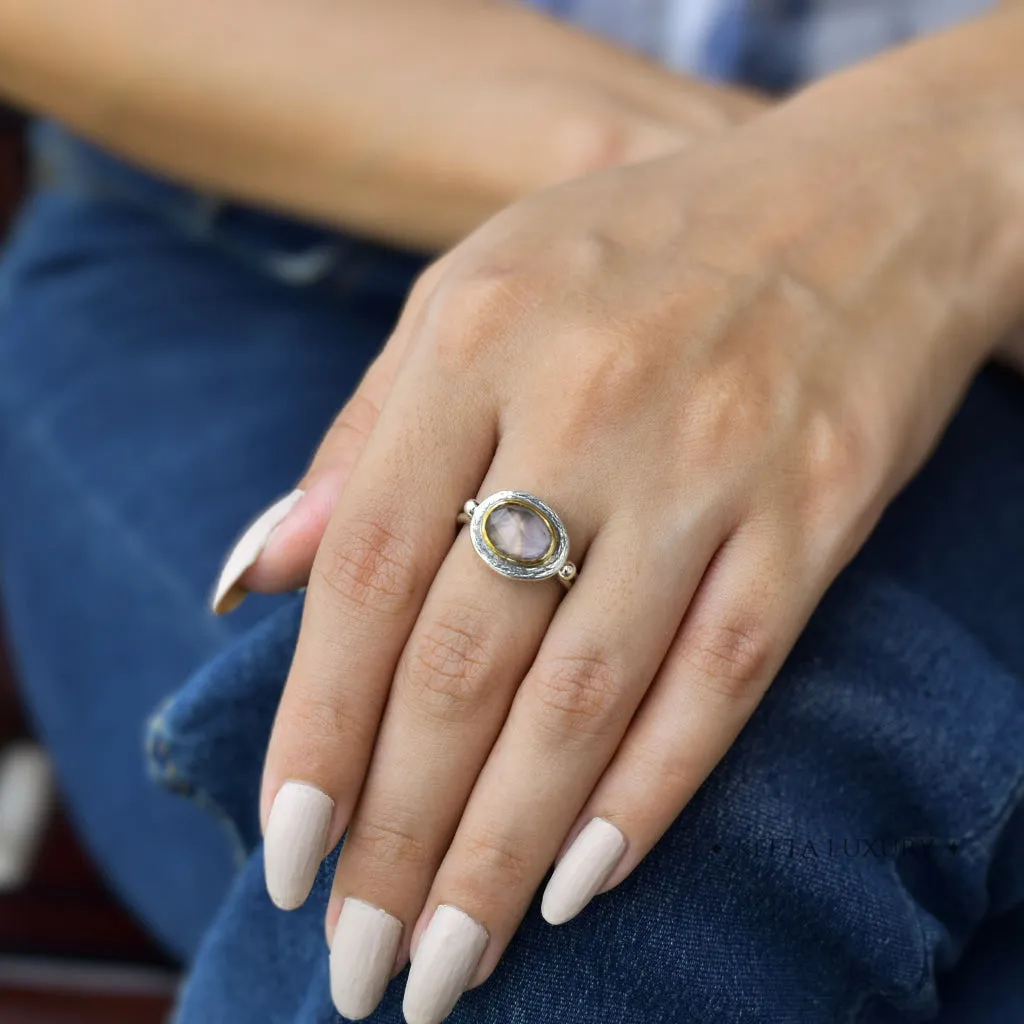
[484,504,552,562]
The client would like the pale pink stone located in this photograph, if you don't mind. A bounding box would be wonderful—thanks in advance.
[484,504,552,562]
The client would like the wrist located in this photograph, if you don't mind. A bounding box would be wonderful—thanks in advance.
[758,6,1024,367]
[462,3,769,187]
[869,6,1024,357]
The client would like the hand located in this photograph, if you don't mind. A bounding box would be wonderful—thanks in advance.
[997,327,1024,375]
[205,22,771,615]
[227,10,1024,1023]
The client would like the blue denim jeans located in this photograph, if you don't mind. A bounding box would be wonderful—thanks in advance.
[1,124,1023,1023]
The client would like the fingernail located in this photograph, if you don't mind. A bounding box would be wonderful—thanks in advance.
[403,905,488,1024]
[263,781,333,910]
[211,489,304,614]
[541,818,626,925]
[330,898,403,1020]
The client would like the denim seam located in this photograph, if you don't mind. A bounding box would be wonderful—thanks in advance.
[145,697,249,868]
[32,165,215,238]
[955,765,1024,849]
[844,572,1024,1023]
[842,858,935,1024]
[34,167,349,291]
[846,764,1024,1023]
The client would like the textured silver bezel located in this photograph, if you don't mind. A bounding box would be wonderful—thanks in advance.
[468,490,570,582]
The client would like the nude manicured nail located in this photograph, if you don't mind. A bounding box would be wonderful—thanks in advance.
[211,489,304,614]
[541,818,626,925]
[263,781,333,910]
[403,905,488,1024]
[330,898,402,1020]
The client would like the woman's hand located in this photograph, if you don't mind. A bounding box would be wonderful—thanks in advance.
[998,328,1024,375]
[0,0,762,250]
[223,8,1024,1022]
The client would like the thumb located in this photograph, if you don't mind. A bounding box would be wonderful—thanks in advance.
[210,259,448,615]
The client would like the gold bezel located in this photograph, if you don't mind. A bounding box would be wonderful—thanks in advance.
[466,490,571,582]
[481,499,557,566]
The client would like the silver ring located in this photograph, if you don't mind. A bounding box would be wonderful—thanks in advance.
[457,490,577,589]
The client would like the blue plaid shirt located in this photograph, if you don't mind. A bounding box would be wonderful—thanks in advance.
[525,0,995,91]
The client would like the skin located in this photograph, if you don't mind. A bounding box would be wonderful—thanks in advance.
[0,0,761,249]
[248,1,1024,1009]
[5,0,1024,1012]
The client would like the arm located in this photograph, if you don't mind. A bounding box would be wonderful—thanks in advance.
[0,0,762,249]
[917,0,1024,370]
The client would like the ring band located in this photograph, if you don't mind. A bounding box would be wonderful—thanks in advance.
[457,490,576,589]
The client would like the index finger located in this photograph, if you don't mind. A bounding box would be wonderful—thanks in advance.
[259,343,496,910]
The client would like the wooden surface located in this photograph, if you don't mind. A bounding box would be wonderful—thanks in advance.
[0,113,24,237]
[0,988,176,1024]
[0,804,174,966]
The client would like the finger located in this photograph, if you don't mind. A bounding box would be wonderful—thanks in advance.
[259,340,496,911]
[543,523,819,925]
[324,461,598,1018]
[210,259,450,614]
[402,511,725,1024]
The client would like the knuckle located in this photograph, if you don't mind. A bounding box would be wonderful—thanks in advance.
[682,618,773,700]
[804,410,871,490]
[650,751,707,804]
[332,391,382,443]
[314,516,418,616]
[627,745,707,818]
[528,649,622,740]
[406,258,449,309]
[346,815,427,868]
[572,335,646,400]
[799,408,888,540]
[686,370,767,464]
[285,691,353,755]
[399,604,495,723]
[549,334,650,445]
[428,267,529,369]
[459,826,532,888]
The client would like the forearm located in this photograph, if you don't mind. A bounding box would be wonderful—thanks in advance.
[747,3,1024,374]
[912,0,1023,373]
[901,1,1024,372]
[0,0,761,249]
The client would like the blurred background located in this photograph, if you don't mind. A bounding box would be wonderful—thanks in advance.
[0,111,176,1024]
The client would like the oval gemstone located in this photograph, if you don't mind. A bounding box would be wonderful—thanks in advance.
[484,503,553,563]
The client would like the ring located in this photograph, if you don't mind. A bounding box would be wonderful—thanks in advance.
[457,490,577,589]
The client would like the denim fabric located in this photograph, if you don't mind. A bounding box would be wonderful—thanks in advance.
[1,123,1023,1021]
[173,372,1024,1022]
[0,124,423,957]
